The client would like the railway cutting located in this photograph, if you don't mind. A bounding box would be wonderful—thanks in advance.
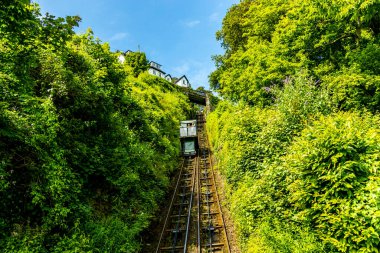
[155,113,230,253]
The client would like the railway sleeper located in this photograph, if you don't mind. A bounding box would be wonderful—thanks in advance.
[179,185,192,188]
[159,245,184,251]
[200,200,215,204]
[170,214,188,218]
[173,202,190,206]
[165,228,187,233]
[169,218,187,223]
[205,243,224,247]
[203,190,213,195]
[201,225,222,231]
[177,192,190,197]
[201,212,219,215]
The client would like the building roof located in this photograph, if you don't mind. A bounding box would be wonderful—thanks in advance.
[149,66,166,75]
[149,61,162,68]
[175,75,190,85]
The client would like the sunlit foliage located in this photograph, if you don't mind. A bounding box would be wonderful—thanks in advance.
[207,0,380,252]
[208,76,380,251]
[211,0,380,110]
[0,1,191,252]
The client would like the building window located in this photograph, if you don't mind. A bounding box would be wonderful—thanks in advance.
[183,80,186,85]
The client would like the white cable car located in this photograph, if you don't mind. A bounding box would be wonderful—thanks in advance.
[180,120,197,156]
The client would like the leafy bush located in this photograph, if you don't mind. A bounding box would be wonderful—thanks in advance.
[211,0,380,109]
[324,68,380,113]
[208,0,380,252]
[207,75,334,186]
[0,1,192,251]
[207,75,336,251]
[286,112,380,252]
[246,218,328,253]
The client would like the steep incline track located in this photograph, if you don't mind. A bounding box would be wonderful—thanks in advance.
[155,114,230,253]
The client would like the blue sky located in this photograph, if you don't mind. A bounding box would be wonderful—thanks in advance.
[33,0,239,89]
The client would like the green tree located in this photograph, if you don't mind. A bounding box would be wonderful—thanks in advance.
[211,0,380,110]
[0,1,191,252]
[123,51,149,77]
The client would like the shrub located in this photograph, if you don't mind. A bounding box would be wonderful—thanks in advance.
[286,112,380,252]
[0,4,191,250]
[206,75,338,251]
[246,218,328,253]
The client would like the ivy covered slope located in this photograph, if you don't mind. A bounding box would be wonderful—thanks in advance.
[0,1,190,252]
[207,0,380,252]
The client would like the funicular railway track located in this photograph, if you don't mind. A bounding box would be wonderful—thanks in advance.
[156,114,230,253]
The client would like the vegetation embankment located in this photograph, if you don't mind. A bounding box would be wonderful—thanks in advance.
[1,1,192,252]
[207,0,380,252]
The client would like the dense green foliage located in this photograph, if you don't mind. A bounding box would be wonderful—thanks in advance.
[207,0,380,252]
[123,51,149,77]
[286,112,380,252]
[208,80,380,252]
[211,0,380,110]
[0,1,191,252]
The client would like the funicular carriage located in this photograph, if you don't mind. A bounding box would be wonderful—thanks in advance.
[179,119,198,156]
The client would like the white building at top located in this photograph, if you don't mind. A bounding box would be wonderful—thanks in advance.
[118,50,192,88]
[118,54,125,64]
[175,75,190,88]
[148,61,191,88]
[117,50,133,64]
[165,74,172,82]
[148,61,166,79]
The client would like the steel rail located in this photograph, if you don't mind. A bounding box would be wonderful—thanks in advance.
[206,132,231,253]
[201,141,214,253]
[171,178,188,252]
[198,113,230,253]
[156,113,230,253]
[183,156,197,253]
[197,152,201,253]
[155,159,186,253]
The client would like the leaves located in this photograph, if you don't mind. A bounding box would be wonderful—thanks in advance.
[211,0,380,110]
[206,69,380,252]
[285,112,380,251]
[0,1,191,252]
